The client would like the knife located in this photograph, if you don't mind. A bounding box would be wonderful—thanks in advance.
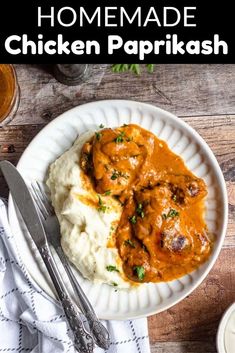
[0,160,94,353]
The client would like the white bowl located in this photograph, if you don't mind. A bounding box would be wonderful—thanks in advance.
[217,303,235,353]
[8,100,228,319]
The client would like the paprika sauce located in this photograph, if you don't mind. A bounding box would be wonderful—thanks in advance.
[80,124,212,283]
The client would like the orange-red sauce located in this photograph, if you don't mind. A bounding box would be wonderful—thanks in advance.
[80,124,212,283]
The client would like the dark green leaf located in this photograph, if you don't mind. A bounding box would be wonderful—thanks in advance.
[97,195,107,213]
[112,64,155,75]
[98,205,107,213]
[111,170,129,180]
[129,215,137,224]
[168,209,179,218]
[95,132,102,140]
[136,203,145,218]
[111,171,119,180]
[114,131,125,143]
[162,208,179,219]
[134,266,145,280]
[106,265,119,272]
[146,64,154,73]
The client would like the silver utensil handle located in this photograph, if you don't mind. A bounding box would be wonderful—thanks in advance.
[40,245,94,353]
[57,247,110,350]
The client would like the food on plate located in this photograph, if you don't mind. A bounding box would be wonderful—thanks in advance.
[47,124,212,288]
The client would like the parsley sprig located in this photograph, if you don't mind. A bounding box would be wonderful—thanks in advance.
[97,195,107,213]
[111,170,119,180]
[95,132,102,140]
[129,215,137,224]
[110,170,129,180]
[112,64,155,75]
[136,203,145,218]
[134,266,145,280]
[114,131,125,143]
[162,208,180,220]
[106,265,119,272]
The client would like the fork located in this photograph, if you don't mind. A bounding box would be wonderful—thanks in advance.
[31,182,110,350]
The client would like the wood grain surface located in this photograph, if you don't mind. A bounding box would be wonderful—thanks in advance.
[0,64,235,353]
[10,64,235,126]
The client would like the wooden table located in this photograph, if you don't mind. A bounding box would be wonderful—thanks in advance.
[0,64,234,353]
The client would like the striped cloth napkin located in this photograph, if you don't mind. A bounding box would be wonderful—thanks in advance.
[0,198,150,353]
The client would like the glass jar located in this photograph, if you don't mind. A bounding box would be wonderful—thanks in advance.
[0,64,20,127]
[53,64,92,85]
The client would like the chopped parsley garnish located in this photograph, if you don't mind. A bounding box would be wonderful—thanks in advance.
[99,124,104,128]
[122,123,128,127]
[111,171,119,180]
[162,208,180,219]
[114,131,125,143]
[129,215,137,224]
[124,239,136,248]
[134,266,145,280]
[111,170,129,180]
[97,195,107,213]
[95,132,102,140]
[106,265,119,272]
[136,203,145,218]
[115,135,124,143]
[168,208,179,217]
[114,132,133,142]
[104,190,111,196]
[172,195,177,202]
[112,282,118,287]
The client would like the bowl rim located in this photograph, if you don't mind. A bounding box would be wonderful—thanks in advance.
[216,302,235,353]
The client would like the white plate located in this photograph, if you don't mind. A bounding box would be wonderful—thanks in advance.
[8,100,228,320]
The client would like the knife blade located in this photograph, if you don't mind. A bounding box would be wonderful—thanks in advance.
[0,160,47,248]
[0,160,94,353]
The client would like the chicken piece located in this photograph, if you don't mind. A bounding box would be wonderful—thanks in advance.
[83,125,155,197]
[80,123,212,283]
[160,230,188,252]
[168,175,207,205]
[129,183,204,266]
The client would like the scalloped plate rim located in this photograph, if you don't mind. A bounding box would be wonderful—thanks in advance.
[8,99,228,320]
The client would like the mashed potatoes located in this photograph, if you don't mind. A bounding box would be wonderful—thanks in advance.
[47,131,130,288]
